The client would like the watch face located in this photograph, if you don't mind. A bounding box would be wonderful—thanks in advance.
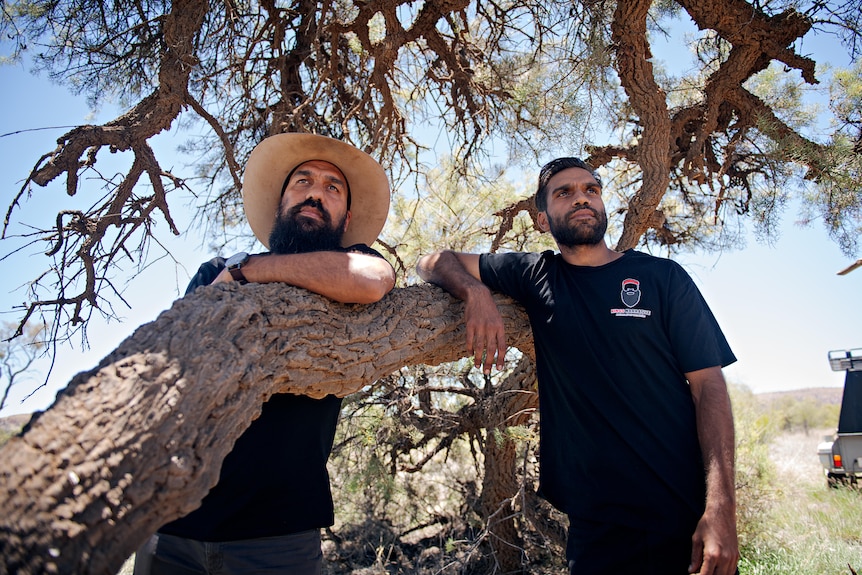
[226,252,250,268]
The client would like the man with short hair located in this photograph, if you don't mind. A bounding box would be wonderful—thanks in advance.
[135,133,395,575]
[417,157,739,575]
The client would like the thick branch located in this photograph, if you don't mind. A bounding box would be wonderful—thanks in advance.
[29,0,206,189]
[0,283,531,575]
[679,0,815,82]
[611,0,672,251]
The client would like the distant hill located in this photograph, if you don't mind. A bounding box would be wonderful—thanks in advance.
[756,387,844,407]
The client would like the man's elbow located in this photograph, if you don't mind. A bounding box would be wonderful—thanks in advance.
[354,267,396,304]
[416,251,443,282]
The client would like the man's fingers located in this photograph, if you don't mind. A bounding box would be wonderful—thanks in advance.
[482,343,495,374]
[466,326,485,369]
[480,331,507,373]
[464,295,507,372]
[689,538,703,574]
[466,326,506,373]
[495,331,507,370]
[466,324,476,356]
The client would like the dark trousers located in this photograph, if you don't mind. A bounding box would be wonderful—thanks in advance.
[133,530,323,575]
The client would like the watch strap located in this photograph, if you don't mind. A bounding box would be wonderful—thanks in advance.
[226,252,250,285]
[228,265,248,284]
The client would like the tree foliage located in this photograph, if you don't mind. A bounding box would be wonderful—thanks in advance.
[1,0,861,572]
[0,0,859,346]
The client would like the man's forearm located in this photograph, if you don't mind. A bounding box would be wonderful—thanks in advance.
[224,251,395,303]
[693,372,736,517]
[417,250,507,372]
[416,250,486,301]
[687,366,739,574]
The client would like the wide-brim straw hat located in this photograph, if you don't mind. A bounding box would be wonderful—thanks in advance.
[242,133,390,248]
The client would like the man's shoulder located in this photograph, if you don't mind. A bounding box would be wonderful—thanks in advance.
[480,251,556,285]
[185,256,227,294]
[342,243,386,259]
[623,249,661,262]
[482,249,555,264]
[623,249,682,268]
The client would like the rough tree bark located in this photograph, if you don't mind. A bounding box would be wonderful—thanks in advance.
[478,356,537,571]
[611,0,673,252]
[0,283,532,575]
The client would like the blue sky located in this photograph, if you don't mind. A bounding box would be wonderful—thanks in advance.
[1,31,860,418]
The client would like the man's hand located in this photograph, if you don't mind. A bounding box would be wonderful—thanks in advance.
[463,284,507,373]
[417,250,507,372]
[211,268,233,285]
[689,507,739,574]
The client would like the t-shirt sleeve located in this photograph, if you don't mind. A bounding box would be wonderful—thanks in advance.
[185,257,226,295]
[665,261,737,372]
[342,243,389,261]
[478,251,546,304]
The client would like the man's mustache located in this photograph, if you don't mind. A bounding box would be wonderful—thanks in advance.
[568,206,599,219]
[289,198,330,221]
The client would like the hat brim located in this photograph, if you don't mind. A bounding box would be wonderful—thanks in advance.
[242,133,390,248]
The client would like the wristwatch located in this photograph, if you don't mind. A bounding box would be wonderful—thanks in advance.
[225,252,250,284]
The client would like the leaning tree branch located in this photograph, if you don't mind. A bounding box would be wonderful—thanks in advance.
[677,0,814,180]
[679,0,816,83]
[27,0,206,192]
[611,0,672,251]
[0,283,532,575]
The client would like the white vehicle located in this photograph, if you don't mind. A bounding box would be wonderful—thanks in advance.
[817,348,862,487]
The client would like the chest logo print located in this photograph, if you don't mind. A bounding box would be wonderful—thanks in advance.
[610,278,652,318]
[620,278,641,308]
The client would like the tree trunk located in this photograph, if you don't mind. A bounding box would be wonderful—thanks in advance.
[0,283,532,575]
[479,357,537,573]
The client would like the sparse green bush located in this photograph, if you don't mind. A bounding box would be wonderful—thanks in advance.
[0,429,15,447]
[768,396,841,434]
[731,384,779,546]
[739,484,862,574]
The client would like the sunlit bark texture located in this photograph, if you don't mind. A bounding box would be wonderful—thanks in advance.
[0,283,532,575]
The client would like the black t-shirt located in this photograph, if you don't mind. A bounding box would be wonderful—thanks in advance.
[159,244,385,541]
[479,249,736,535]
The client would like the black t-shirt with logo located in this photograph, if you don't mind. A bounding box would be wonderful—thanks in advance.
[480,249,736,535]
[159,244,383,541]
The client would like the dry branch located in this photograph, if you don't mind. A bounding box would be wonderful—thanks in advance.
[0,283,531,575]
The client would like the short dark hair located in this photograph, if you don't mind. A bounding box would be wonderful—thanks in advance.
[535,157,601,211]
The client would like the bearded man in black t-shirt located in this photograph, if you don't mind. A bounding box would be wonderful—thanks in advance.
[134,134,395,575]
[417,157,739,575]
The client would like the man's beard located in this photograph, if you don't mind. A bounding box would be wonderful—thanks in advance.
[546,206,608,248]
[268,198,348,254]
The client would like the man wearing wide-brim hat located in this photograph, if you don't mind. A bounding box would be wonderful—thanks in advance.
[135,133,395,575]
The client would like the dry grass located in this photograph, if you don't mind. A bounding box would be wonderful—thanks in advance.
[740,428,862,575]
[768,428,829,486]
